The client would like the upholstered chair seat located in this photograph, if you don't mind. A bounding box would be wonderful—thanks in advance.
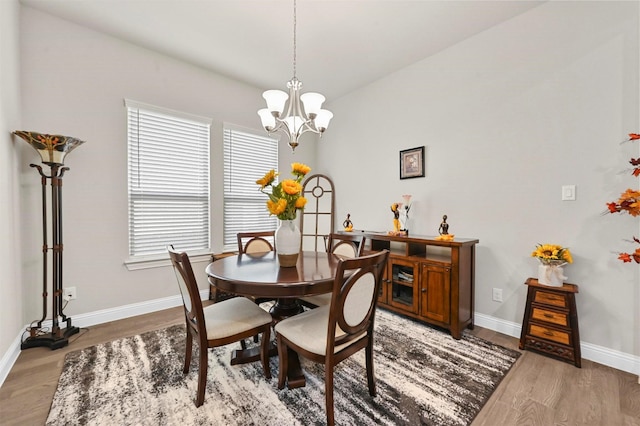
[202,297,273,340]
[274,305,366,355]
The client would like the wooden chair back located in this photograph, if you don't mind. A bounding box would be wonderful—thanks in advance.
[237,231,275,254]
[326,232,366,258]
[167,245,206,341]
[328,250,388,351]
[299,233,368,309]
[168,245,273,407]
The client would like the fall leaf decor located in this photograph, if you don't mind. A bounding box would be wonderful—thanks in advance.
[606,133,640,263]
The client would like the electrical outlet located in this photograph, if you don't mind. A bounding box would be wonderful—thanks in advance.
[492,288,503,302]
[63,287,77,301]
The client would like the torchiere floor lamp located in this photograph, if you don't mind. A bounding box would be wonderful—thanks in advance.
[13,130,85,350]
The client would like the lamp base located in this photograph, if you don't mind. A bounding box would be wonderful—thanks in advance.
[21,326,80,351]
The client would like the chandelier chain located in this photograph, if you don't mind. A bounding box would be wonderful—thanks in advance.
[292,0,297,79]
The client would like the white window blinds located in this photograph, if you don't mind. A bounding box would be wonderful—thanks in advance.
[127,100,211,257]
[223,126,278,252]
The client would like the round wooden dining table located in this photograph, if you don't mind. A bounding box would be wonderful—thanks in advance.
[205,250,341,389]
[206,250,340,319]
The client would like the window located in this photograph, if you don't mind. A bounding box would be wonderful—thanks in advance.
[126,99,211,258]
[223,125,278,252]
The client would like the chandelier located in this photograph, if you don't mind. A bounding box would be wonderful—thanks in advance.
[257,0,333,151]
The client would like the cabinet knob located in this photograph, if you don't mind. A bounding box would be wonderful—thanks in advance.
[421,288,426,293]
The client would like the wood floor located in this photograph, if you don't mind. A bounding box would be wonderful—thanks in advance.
[1,305,639,426]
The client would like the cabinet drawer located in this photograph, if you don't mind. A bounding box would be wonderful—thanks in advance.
[529,324,570,345]
[531,307,568,327]
[533,290,567,308]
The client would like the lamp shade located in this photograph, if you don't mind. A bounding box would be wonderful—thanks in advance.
[13,130,84,165]
[257,109,276,131]
[314,110,333,132]
[300,92,325,117]
[262,90,289,116]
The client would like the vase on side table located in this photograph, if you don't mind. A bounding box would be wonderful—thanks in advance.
[538,263,567,287]
[276,219,301,267]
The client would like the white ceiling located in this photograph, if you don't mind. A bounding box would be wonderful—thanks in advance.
[20,0,544,100]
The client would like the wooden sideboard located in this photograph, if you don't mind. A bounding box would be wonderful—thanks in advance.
[344,231,479,339]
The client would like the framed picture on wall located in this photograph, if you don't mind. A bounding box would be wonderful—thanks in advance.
[399,146,425,179]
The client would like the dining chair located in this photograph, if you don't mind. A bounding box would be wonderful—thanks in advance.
[325,232,366,258]
[237,231,277,306]
[209,231,276,302]
[237,230,275,254]
[237,230,278,344]
[274,249,389,426]
[167,245,273,407]
[300,232,367,308]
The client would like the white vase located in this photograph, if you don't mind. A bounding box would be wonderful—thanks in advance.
[275,219,301,267]
[538,264,567,287]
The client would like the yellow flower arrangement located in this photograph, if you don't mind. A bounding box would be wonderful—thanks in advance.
[257,162,310,220]
[531,243,573,266]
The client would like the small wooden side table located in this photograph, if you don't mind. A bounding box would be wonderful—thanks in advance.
[519,277,581,367]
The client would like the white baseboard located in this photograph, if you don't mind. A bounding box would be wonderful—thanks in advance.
[2,300,638,389]
[475,312,640,376]
[0,290,203,388]
[0,334,22,392]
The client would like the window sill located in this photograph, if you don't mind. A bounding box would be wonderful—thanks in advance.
[124,251,214,271]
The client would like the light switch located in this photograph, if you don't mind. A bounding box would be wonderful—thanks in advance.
[562,185,576,201]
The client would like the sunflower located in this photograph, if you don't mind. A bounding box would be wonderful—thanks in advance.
[292,162,311,177]
[256,169,278,189]
[258,162,311,220]
[532,243,572,265]
[267,198,287,216]
[281,179,302,196]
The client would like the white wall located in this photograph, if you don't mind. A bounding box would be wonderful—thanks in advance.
[4,1,638,376]
[320,1,639,356]
[0,0,23,368]
[16,6,315,322]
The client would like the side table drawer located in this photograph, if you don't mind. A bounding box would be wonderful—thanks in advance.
[531,307,568,327]
[529,324,571,345]
[533,290,567,308]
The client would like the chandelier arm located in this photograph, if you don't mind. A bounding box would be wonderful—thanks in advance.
[270,119,293,139]
[298,121,321,136]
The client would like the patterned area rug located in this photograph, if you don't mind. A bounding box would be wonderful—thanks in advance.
[46,309,520,425]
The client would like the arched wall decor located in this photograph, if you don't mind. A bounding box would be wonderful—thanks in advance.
[300,174,335,252]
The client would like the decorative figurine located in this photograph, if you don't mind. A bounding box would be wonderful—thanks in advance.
[439,214,449,235]
[391,203,401,232]
[343,213,353,232]
[436,214,454,241]
[400,194,412,234]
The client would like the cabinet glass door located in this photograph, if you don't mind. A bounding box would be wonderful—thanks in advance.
[388,257,419,313]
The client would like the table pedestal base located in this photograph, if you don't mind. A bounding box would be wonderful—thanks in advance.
[231,342,277,365]
[229,344,306,389]
[269,298,304,322]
